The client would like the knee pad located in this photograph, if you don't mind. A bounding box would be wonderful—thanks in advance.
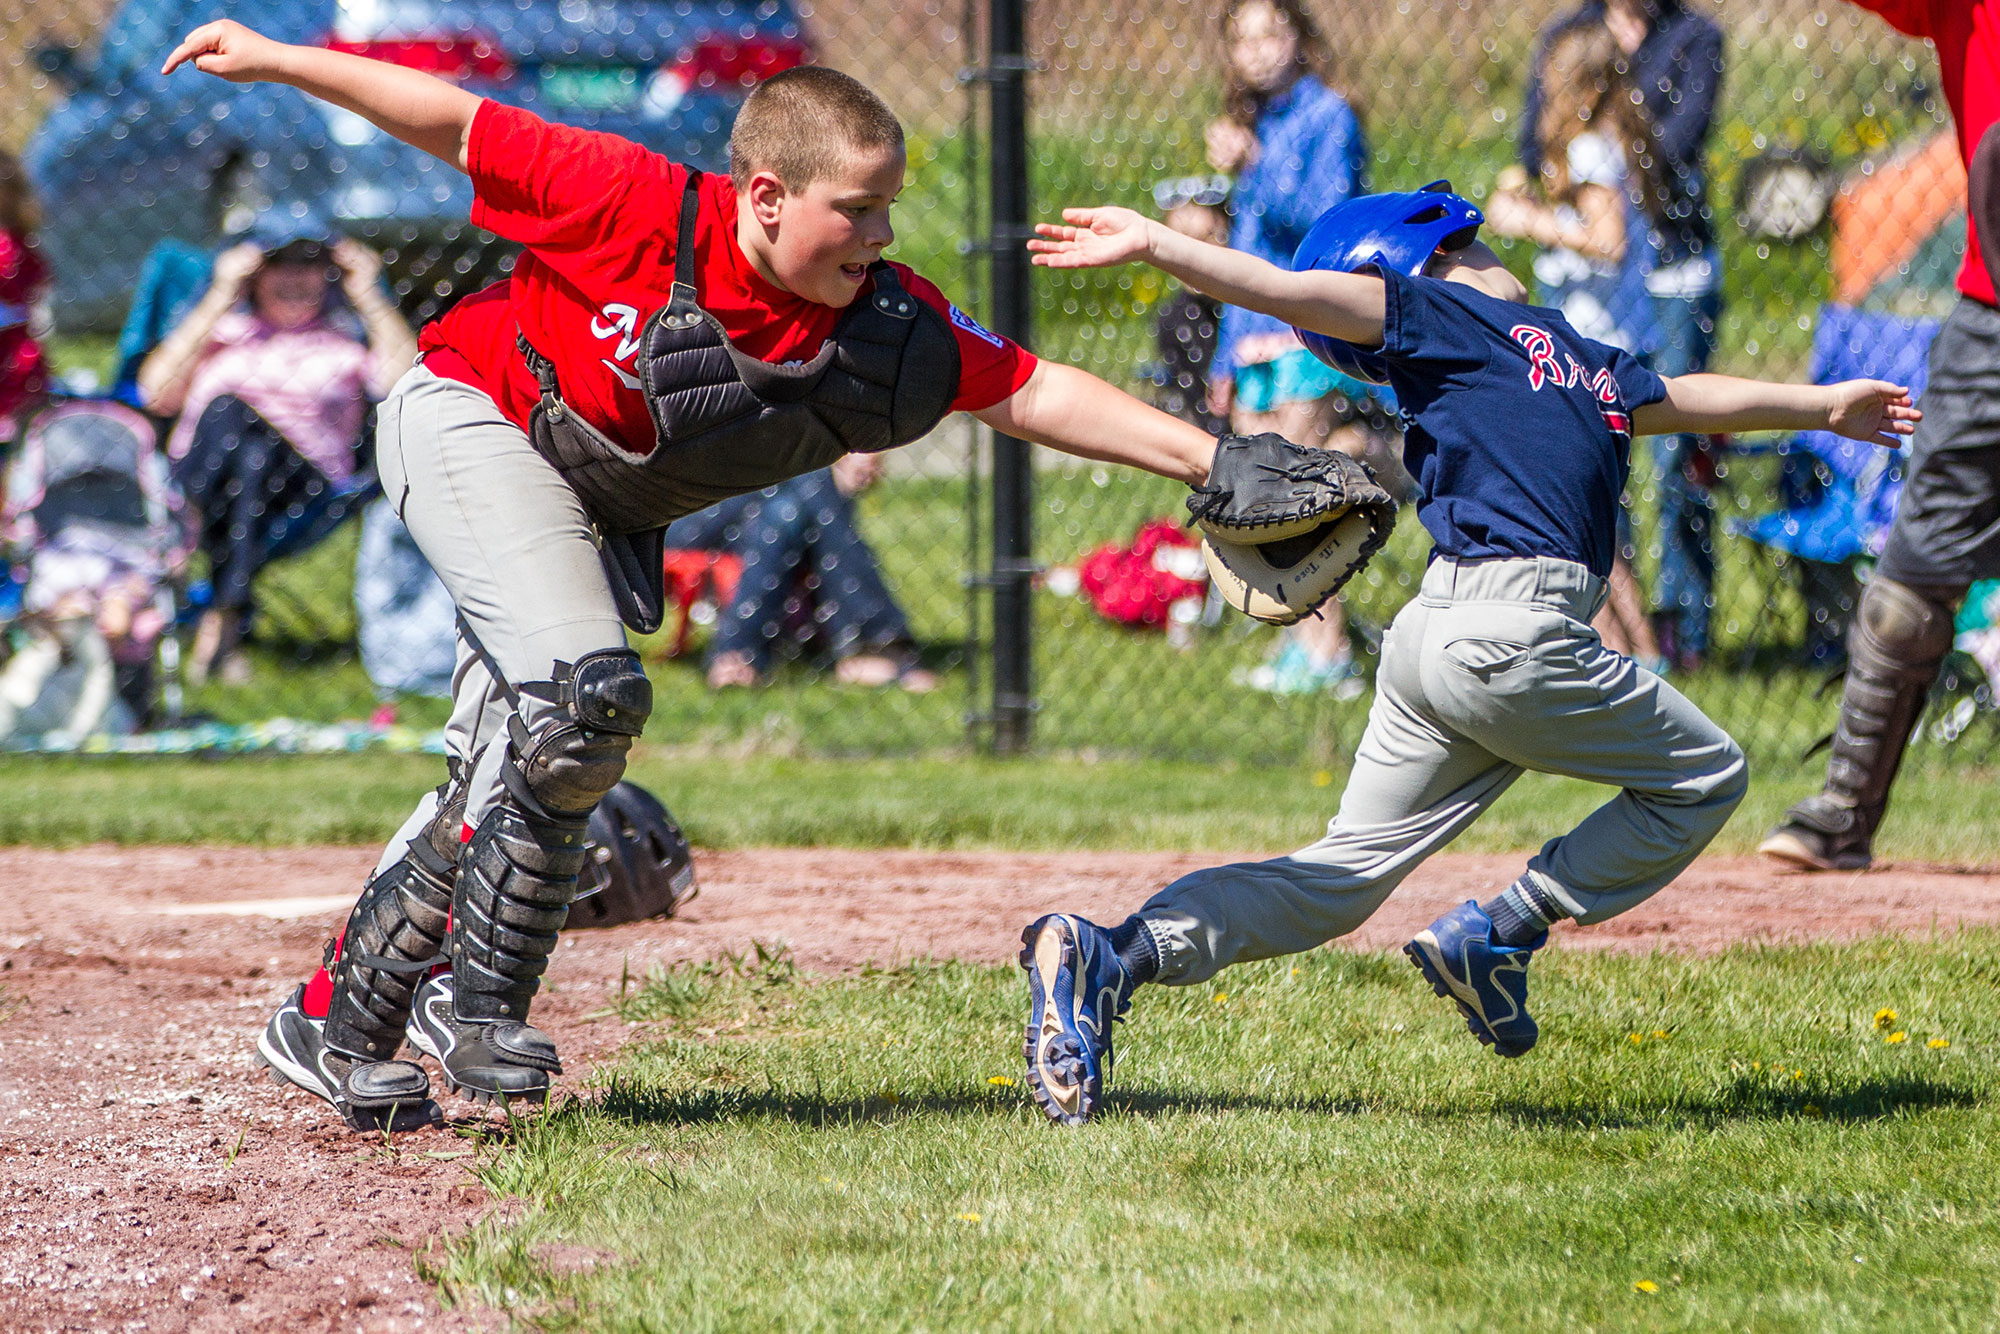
[1853,577,1960,683]
[510,648,652,817]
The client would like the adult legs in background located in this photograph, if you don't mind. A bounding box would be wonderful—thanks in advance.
[1763,297,2000,871]
[702,470,934,690]
[1596,503,1663,668]
[170,394,339,685]
[1646,289,1722,669]
[1234,393,1364,693]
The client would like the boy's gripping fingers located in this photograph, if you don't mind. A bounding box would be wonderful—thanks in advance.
[1826,378,1922,447]
[162,20,287,81]
[1028,207,1154,269]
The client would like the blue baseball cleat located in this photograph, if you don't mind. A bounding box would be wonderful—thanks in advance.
[1019,913,1134,1125]
[1404,901,1545,1057]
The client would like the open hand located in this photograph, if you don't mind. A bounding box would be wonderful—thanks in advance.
[331,238,384,299]
[209,242,265,298]
[162,20,289,82]
[1826,379,1922,447]
[1480,189,1538,240]
[1028,208,1156,270]
[831,452,883,496]
[1205,118,1259,175]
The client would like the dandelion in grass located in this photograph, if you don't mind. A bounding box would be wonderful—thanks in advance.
[1628,1032,1644,1045]
[1650,1030,1669,1040]
[1214,992,1229,1004]
[988,1075,1016,1087]
[1793,1069,1804,1080]
[1312,770,1334,787]
[1886,1031,1908,1045]
[1633,1279,1659,1294]
[956,1212,980,1223]
[1929,1037,1950,1050]
[1874,1008,1897,1030]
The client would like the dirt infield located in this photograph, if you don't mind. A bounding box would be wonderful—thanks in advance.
[3,844,1998,1333]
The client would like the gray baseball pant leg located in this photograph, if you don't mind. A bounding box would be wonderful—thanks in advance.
[1140,556,1747,986]
[374,364,629,846]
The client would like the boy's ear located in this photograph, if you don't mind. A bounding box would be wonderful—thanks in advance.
[744,168,789,226]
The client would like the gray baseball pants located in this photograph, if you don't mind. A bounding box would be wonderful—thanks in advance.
[370,364,629,874]
[1138,554,1748,985]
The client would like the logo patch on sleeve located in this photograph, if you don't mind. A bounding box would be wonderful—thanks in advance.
[949,304,1006,348]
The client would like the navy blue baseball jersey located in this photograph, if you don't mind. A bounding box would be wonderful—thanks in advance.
[1375,267,1668,579]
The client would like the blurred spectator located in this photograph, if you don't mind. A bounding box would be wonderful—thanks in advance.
[1149,175,1231,436]
[136,214,414,685]
[0,149,50,439]
[1521,0,1725,670]
[665,454,937,692]
[1207,0,1388,697]
[354,495,456,706]
[1486,21,1667,669]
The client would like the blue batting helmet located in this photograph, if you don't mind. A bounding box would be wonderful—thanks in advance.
[1289,181,1483,384]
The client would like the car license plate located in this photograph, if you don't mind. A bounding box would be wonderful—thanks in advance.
[539,66,643,111]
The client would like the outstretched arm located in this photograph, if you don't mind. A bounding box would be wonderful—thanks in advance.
[163,20,479,171]
[1030,206,1388,348]
[973,361,1214,486]
[1634,373,1921,446]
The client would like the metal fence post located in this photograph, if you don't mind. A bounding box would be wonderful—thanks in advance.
[984,0,1036,754]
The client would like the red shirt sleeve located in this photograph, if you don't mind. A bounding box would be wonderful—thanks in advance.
[465,99,686,263]
[895,268,1038,412]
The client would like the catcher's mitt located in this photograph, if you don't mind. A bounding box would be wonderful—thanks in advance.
[1186,433,1397,625]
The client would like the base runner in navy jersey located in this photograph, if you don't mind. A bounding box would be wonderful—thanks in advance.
[1015,184,1921,1125]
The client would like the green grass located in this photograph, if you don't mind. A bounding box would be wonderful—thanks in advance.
[422,935,2000,1331]
[5,750,1998,864]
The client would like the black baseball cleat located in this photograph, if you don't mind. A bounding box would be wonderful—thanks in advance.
[405,971,556,1106]
[255,985,438,1130]
[1758,795,1876,871]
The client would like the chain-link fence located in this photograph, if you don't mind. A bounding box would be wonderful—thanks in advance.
[0,0,1993,774]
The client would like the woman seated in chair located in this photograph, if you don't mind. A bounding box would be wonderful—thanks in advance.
[665,454,938,693]
[136,212,415,683]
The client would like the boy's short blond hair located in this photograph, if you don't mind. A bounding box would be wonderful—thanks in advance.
[728,66,905,192]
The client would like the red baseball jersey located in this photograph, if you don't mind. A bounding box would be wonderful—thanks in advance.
[419,101,1037,453]
[1852,0,2000,305]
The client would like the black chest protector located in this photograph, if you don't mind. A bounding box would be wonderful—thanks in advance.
[519,172,961,630]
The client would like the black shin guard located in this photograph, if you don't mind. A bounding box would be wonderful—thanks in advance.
[1774,578,1958,865]
[452,802,591,1042]
[322,777,465,1065]
[441,649,651,1088]
[1822,578,1957,824]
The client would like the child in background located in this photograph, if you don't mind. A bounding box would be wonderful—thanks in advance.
[1208,0,1387,696]
[0,149,51,437]
[1486,22,1669,670]
[1149,175,1231,436]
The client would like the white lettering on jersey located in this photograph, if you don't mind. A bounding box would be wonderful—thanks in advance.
[590,303,645,390]
[949,304,1004,348]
